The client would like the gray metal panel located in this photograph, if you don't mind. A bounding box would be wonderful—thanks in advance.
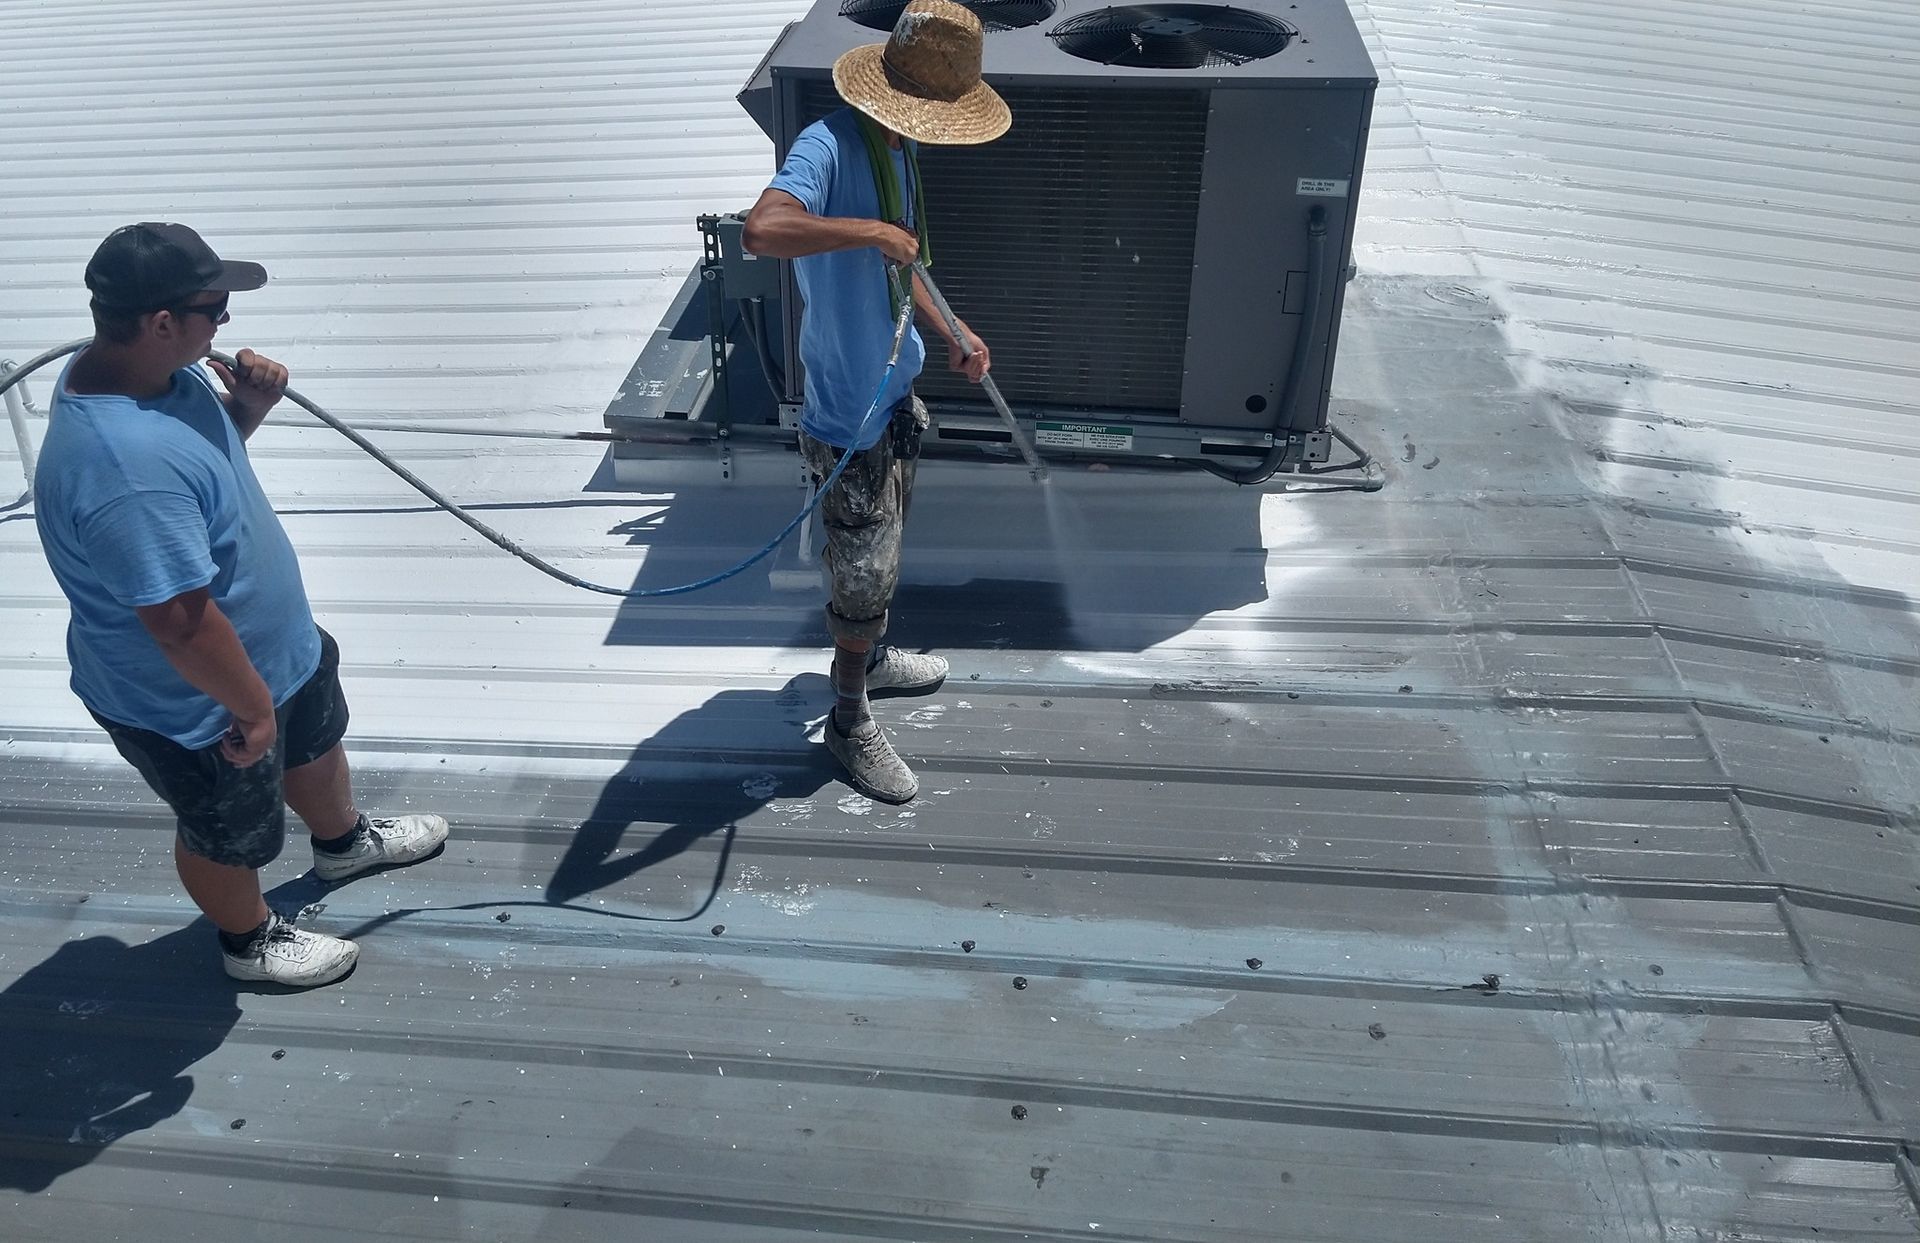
[602,266,714,425]
[1303,78,1371,437]
[1180,85,1371,430]
[736,22,795,142]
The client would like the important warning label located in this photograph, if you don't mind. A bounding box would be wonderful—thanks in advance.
[1296,177,1351,197]
[1036,421,1133,452]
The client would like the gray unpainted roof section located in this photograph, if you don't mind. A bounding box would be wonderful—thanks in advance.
[3,0,1918,1239]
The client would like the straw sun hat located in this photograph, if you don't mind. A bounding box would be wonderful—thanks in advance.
[832,0,1012,145]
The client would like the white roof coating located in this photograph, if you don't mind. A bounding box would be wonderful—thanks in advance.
[3,0,1918,1238]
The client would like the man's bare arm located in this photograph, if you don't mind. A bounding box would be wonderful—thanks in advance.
[135,587,277,765]
[742,189,920,263]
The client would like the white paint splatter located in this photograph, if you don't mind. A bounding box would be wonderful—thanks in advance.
[759,882,821,917]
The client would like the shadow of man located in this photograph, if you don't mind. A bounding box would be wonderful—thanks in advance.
[598,463,1275,656]
[0,924,239,1193]
[544,677,837,915]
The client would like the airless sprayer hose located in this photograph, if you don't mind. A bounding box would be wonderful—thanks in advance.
[0,292,915,599]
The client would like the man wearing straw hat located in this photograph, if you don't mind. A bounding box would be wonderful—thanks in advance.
[743,0,1010,804]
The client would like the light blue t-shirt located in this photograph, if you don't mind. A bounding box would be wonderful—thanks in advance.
[34,357,321,749]
[768,107,927,451]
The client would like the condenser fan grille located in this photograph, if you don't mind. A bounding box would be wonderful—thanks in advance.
[1048,4,1294,68]
[839,0,1057,32]
[798,79,1209,413]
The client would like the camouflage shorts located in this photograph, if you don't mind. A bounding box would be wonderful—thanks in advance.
[90,628,351,869]
[799,396,926,644]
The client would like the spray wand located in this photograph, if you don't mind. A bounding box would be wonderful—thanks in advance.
[908,260,1048,483]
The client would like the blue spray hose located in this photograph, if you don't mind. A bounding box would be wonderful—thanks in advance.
[1,288,918,600]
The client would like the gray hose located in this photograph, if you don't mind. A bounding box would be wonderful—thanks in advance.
[0,308,915,598]
[738,296,786,395]
[1,339,89,399]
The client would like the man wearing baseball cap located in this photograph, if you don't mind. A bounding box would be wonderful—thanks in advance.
[32,223,449,988]
[742,0,1011,804]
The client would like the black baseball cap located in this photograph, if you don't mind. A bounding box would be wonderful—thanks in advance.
[84,222,268,313]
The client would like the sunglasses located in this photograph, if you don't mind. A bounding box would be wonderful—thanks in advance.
[168,294,230,324]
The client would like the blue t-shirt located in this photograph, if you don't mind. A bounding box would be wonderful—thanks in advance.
[34,357,321,749]
[767,107,926,450]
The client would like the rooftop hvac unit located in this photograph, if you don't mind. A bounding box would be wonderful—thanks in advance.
[735,0,1377,472]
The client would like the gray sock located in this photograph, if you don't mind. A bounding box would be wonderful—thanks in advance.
[833,645,871,730]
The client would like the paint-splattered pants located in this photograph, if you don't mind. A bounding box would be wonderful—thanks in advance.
[89,628,352,868]
[798,396,926,645]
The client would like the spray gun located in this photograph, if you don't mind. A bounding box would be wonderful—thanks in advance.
[906,260,1049,483]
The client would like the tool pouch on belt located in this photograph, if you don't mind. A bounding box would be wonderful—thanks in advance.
[892,395,927,460]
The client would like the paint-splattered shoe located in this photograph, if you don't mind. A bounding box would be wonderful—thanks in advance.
[221,913,358,988]
[865,646,948,695]
[826,714,919,804]
[312,814,450,883]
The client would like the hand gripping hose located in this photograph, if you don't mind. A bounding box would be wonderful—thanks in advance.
[0,292,915,599]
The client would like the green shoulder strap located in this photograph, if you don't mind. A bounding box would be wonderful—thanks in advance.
[855,112,931,315]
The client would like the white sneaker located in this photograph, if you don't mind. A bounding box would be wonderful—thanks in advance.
[312,813,451,883]
[221,914,359,988]
[865,646,948,695]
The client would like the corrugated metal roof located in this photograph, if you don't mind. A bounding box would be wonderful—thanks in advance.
[0,0,804,428]
[4,0,1918,1238]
